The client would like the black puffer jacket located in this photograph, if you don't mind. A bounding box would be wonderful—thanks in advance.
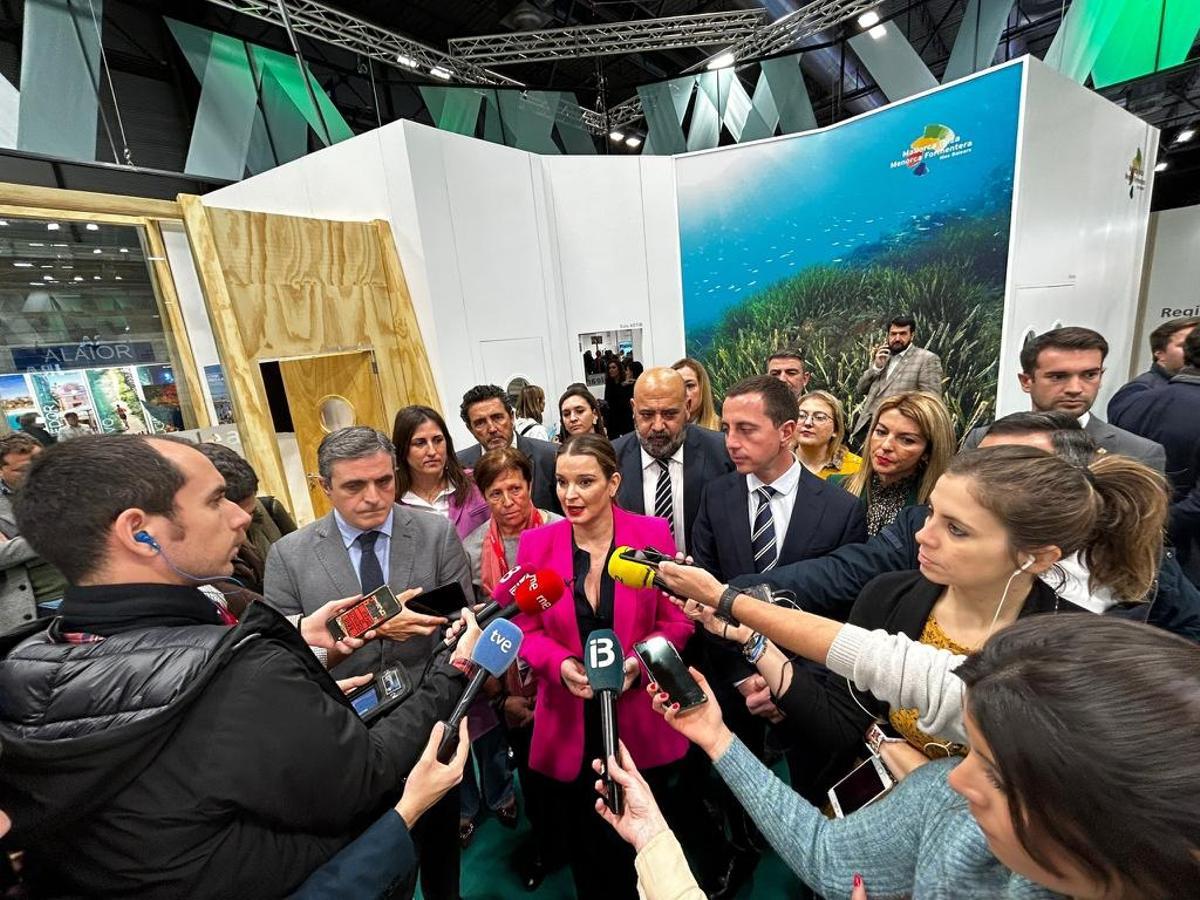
[0,596,464,898]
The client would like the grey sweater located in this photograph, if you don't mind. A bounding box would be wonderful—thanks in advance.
[713,737,1060,899]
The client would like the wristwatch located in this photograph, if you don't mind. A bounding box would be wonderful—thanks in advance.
[716,585,741,626]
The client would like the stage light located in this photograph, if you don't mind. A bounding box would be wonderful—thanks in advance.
[625,136,642,148]
[73,276,83,282]
[1156,161,1169,172]
[85,223,99,231]
[857,10,880,28]
[1176,128,1195,143]
[396,54,418,69]
[869,24,887,39]
[430,66,453,80]
[93,248,102,254]
[12,262,31,268]
[609,130,625,142]
[46,222,60,231]
[707,52,736,71]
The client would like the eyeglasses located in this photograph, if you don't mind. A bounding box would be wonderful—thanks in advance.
[796,410,832,424]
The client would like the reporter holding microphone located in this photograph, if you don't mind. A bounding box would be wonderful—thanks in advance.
[514,434,692,899]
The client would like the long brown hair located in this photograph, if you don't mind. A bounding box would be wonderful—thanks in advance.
[558,385,606,439]
[391,405,472,500]
[845,391,954,504]
[958,615,1199,898]
[947,445,1167,600]
[672,357,720,430]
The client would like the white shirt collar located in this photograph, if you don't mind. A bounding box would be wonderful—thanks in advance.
[401,485,455,510]
[641,443,685,471]
[747,458,802,496]
[1076,411,1091,428]
[333,507,395,549]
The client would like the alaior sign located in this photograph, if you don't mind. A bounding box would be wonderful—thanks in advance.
[10,340,159,372]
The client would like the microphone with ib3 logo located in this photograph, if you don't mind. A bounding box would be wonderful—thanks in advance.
[584,628,626,814]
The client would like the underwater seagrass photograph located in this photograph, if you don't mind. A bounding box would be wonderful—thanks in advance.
[676,63,1023,437]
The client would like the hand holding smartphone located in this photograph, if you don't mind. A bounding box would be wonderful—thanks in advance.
[327,584,403,643]
[633,636,706,714]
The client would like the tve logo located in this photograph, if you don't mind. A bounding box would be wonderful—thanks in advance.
[490,628,515,654]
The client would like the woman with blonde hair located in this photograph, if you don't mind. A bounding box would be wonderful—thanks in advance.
[514,385,550,441]
[794,390,861,479]
[834,391,954,535]
[671,358,720,431]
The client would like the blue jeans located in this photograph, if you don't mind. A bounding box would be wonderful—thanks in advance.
[460,725,516,821]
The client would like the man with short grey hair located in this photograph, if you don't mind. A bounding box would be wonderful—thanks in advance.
[264,425,472,900]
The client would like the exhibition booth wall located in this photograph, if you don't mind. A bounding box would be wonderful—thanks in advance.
[1138,205,1200,373]
[200,55,1156,447]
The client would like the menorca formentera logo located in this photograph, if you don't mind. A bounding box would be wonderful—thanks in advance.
[891,124,974,176]
[1126,148,1146,198]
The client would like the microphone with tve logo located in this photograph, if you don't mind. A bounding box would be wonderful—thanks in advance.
[584,628,625,815]
[436,618,524,763]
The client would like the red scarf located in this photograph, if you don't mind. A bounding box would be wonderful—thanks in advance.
[480,506,545,595]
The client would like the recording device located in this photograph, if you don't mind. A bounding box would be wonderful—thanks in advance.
[404,582,469,619]
[584,628,626,815]
[608,545,671,590]
[828,754,895,818]
[327,584,403,643]
[435,618,524,763]
[430,568,565,659]
[346,664,412,723]
[633,635,706,714]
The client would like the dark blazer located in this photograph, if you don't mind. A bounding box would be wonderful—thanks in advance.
[1113,370,1200,497]
[1108,364,1171,427]
[774,570,1084,795]
[458,435,561,514]
[612,424,734,552]
[691,465,867,584]
[963,413,1166,473]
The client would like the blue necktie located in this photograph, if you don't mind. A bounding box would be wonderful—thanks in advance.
[356,530,385,594]
[751,486,778,573]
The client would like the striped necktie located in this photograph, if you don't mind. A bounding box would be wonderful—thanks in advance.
[751,486,778,573]
[654,458,675,540]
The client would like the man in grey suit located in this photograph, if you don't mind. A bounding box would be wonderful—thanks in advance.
[962,326,1166,472]
[264,425,471,900]
[456,384,561,513]
[850,314,944,439]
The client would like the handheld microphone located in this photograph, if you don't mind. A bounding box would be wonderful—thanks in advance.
[470,564,536,623]
[432,567,566,658]
[584,628,626,815]
[608,546,666,590]
[436,618,524,763]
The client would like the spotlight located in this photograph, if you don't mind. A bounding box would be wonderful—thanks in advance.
[707,52,736,71]
[430,66,453,80]
[609,131,625,142]
[1156,161,1169,172]
[625,136,642,149]
[85,223,99,231]
[857,10,880,28]
[46,223,60,231]
[396,54,418,69]
[1176,128,1195,143]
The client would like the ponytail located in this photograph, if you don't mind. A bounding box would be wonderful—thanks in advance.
[1083,453,1168,601]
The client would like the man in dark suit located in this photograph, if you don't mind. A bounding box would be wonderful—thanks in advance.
[456,384,560,513]
[265,425,470,900]
[611,366,732,553]
[963,326,1166,472]
[1108,315,1199,426]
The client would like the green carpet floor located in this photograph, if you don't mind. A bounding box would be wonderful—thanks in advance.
[427,760,804,900]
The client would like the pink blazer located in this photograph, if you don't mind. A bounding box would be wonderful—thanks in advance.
[514,505,692,782]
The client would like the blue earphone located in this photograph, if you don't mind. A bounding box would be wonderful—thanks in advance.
[134,528,245,591]
[134,530,161,551]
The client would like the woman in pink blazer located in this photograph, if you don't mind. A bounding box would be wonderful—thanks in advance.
[515,433,692,899]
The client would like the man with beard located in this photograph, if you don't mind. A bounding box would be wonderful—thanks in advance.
[850,315,943,443]
[612,367,732,554]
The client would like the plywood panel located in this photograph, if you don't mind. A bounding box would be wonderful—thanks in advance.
[279,351,388,519]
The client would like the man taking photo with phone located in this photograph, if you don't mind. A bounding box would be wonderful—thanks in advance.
[0,435,480,898]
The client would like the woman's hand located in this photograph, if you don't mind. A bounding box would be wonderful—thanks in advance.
[448,607,482,666]
[620,657,640,693]
[591,741,671,852]
[655,561,724,607]
[395,720,471,828]
[852,873,868,899]
[672,597,752,643]
[877,740,931,782]
[561,657,594,699]
[647,667,734,760]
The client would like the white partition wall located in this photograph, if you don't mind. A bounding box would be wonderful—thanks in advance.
[1135,206,1200,374]
[202,55,1155,440]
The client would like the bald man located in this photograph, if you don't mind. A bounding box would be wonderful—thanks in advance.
[611,366,733,552]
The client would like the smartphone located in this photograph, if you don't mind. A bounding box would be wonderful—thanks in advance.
[619,547,673,567]
[634,636,707,714]
[404,582,468,618]
[327,584,403,643]
[828,754,895,818]
[346,665,412,723]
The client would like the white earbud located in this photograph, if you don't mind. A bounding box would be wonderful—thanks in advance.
[1017,555,1035,573]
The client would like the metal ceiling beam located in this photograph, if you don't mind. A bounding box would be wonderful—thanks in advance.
[447,9,768,67]
[201,0,521,85]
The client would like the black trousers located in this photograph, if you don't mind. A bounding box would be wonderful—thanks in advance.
[409,786,460,900]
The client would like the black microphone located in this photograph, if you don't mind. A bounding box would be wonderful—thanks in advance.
[584,628,626,815]
[436,618,524,763]
[432,568,566,659]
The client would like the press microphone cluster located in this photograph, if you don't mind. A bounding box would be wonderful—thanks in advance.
[584,628,626,815]
[436,618,524,763]
[433,566,565,658]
